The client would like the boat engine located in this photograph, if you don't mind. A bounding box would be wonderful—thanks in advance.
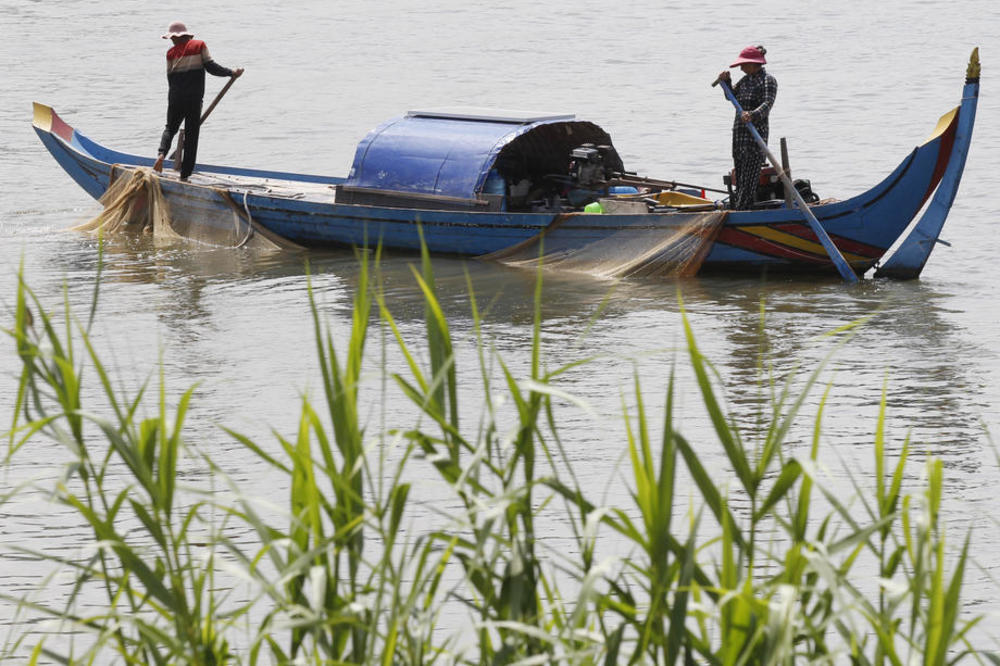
[568,143,615,188]
[724,167,821,207]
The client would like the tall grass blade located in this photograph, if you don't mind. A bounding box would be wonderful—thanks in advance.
[679,299,752,493]
[674,433,744,548]
[4,253,994,665]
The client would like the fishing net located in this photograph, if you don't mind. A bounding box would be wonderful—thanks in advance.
[72,167,302,251]
[485,209,727,278]
[73,167,182,241]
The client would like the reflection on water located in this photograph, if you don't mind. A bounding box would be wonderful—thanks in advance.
[680,277,989,469]
[45,231,989,469]
[21,227,995,492]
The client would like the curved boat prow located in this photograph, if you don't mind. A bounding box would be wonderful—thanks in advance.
[33,102,82,149]
[32,101,118,199]
[875,47,980,279]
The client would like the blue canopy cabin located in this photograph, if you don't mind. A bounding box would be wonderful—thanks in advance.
[335,107,627,213]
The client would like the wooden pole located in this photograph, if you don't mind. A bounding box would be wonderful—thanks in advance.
[199,75,238,125]
[173,129,185,172]
[780,137,792,208]
[169,75,239,163]
[718,80,858,283]
[608,174,729,195]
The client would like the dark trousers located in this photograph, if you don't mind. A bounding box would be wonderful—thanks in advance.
[732,149,765,210]
[158,97,202,178]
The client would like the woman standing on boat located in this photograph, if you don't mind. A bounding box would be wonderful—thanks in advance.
[717,45,777,210]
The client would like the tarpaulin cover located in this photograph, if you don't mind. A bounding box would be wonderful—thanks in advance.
[343,109,617,200]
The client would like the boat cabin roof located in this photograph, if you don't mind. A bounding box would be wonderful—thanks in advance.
[406,107,576,123]
[344,108,623,200]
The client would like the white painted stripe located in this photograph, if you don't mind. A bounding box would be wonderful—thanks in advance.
[167,53,206,74]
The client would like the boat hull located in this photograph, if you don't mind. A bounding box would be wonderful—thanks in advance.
[32,70,974,278]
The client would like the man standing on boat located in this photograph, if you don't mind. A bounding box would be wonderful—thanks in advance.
[152,21,243,181]
[717,45,777,210]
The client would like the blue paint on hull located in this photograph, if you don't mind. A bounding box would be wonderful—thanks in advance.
[33,67,975,278]
[875,75,980,278]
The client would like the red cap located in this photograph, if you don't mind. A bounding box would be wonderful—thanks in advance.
[730,45,766,67]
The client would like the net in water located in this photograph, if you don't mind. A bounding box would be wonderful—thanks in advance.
[485,209,727,278]
[72,167,301,251]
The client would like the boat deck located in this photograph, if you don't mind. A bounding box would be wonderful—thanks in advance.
[164,169,341,204]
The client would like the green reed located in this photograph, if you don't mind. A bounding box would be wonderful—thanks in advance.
[2,248,993,664]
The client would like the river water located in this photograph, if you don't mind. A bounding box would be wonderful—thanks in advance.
[2,0,1000,653]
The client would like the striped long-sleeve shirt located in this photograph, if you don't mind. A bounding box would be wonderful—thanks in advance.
[165,39,233,102]
[731,67,778,155]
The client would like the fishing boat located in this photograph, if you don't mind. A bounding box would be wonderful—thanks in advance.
[33,50,979,280]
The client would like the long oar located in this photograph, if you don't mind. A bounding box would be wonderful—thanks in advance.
[169,75,239,162]
[718,80,858,283]
[198,75,238,126]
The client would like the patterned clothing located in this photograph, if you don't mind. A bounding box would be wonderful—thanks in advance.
[732,150,766,211]
[731,68,777,151]
[730,68,777,210]
[157,38,235,179]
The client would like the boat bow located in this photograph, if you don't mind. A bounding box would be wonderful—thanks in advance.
[875,47,980,279]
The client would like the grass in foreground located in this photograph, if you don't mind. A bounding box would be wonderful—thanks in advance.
[2,248,991,664]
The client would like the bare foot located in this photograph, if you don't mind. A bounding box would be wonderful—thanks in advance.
[153,155,165,173]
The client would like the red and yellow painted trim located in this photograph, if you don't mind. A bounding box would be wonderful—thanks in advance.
[919,107,959,208]
[718,223,878,266]
[32,102,74,143]
[921,107,959,146]
[768,223,883,258]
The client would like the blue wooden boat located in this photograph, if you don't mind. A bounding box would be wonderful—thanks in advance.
[33,50,979,279]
